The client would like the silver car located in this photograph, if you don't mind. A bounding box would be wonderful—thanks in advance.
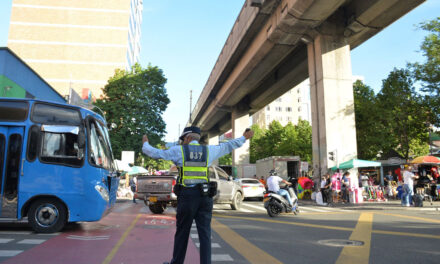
[209,166,244,210]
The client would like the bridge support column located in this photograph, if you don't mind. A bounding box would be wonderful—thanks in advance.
[231,109,250,178]
[207,133,219,166]
[307,34,357,183]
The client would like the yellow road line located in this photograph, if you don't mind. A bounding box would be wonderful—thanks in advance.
[214,214,355,232]
[211,218,282,264]
[373,230,440,240]
[336,212,373,264]
[374,212,440,224]
[102,214,141,264]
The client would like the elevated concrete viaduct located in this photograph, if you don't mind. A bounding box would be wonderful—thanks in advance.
[188,0,425,178]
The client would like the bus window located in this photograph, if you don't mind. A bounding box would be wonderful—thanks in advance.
[27,125,39,162]
[31,103,81,126]
[88,120,112,170]
[39,126,84,167]
[0,100,29,121]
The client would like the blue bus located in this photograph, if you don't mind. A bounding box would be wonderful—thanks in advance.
[0,98,119,233]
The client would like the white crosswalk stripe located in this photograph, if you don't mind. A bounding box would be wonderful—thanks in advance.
[212,201,349,214]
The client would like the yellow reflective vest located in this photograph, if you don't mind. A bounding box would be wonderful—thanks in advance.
[179,143,209,186]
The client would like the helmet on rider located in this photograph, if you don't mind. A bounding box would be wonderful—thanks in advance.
[269,169,278,176]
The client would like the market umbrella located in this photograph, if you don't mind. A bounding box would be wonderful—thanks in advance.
[410,155,440,164]
[331,159,381,170]
[298,177,314,189]
[127,166,149,175]
[114,160,131,172]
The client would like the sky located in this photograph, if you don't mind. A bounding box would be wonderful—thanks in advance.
[0,0,439,142]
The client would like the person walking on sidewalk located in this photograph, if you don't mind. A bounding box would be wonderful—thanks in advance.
[142,126,254,264]
[402,165,418,206]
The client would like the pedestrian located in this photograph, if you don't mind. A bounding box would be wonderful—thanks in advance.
[129,175,137,203]
[341,172,350,203]
[320,173,331,204]
[142,126,254,264]
[402,165,418,207]
[259,176,266,189]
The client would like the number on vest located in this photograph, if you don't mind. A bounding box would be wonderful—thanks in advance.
[190,151,203,160]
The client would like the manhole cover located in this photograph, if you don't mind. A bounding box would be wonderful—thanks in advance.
[318,239,364,247]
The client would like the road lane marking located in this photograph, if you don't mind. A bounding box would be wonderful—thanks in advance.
[214,214,355,232]
[0,250,23,257]
[212,218,283,264]
[242,203,267,211]
[101,213,141,264]
[374,212,440,224]
[195,242,220,248]
[212,254,233,261]
[0,238,14,243]
[17,239,45,244]
[372,230,440,240]
[336,212,373,264]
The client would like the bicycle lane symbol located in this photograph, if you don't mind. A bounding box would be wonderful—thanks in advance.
[144,215,175,229]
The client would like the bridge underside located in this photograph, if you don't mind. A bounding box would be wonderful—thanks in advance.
[189,0,425,177]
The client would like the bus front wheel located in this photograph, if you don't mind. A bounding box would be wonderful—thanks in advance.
[28,198,67,233]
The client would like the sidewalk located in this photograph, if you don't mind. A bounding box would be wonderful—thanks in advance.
[299,199,440,211]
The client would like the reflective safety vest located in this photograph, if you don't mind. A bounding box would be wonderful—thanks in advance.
[179,143,209,186]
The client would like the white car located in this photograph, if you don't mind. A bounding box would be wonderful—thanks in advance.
[235,178,265,200]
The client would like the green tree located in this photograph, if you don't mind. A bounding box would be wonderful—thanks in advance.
[94,63,170,163]
[410,17,440,125]
[377,68,430,159]
[353,80,386,159]
[249,120,312,163]
[218,153,232,165]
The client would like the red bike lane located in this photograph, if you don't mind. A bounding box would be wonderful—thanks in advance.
[3,202,200,264]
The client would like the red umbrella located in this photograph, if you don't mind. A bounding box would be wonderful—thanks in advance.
[410,155,440,164]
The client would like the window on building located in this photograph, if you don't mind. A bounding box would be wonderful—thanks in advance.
[266,115,270,121]
[286,107,292,112]
[298,97,301,103]
[266,106,270,111]
[287,116,293,122]
[276,98,282,102]
[275,107,282,112]
[298,106,302,112]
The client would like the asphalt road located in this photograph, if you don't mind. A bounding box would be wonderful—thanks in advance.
[0,199,439,264]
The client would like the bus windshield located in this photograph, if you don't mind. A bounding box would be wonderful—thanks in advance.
[88,119,114,171]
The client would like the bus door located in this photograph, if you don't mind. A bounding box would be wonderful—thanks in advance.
[0,126,24,219]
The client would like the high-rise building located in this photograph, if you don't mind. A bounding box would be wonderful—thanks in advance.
[252,79,312,129]
[7,0,143,99]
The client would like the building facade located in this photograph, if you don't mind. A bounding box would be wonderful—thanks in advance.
[252,79,312,129]
[7,0,143,99]
[0,47,65,103]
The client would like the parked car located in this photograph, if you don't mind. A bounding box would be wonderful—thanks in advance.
[137,165,244,214]
[235,178,265,200]
[209,166,244,210]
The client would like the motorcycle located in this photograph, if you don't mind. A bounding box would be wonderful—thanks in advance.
[263,183,299,217]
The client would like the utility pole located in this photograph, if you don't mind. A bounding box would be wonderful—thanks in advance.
[189,90,192,123]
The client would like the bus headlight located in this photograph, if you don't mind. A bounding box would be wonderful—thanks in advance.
[95,185,109,202]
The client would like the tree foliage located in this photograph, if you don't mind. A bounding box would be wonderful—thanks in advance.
[249,120,312,163]
[376,68,430,159]
[94,63,170,163]
[410,17,440,126]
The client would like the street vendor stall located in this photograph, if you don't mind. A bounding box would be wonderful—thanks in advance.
[410,155,440,201]
[331,159,381,203]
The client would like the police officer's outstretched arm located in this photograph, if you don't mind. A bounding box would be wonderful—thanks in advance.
[141,134,181,165]
[208,129,254,164]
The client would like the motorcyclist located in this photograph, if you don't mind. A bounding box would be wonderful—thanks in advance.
[266,169,294,211]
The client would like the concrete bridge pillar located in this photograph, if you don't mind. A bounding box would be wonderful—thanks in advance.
[307,33,358,182]
[231,108,250,178]
[207,132,219,166]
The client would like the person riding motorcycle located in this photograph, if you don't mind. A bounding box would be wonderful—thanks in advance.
[266,170,294,211]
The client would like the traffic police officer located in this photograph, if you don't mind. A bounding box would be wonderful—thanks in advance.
[142,126,253,264]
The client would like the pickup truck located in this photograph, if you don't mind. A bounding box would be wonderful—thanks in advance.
[136,165,244,214]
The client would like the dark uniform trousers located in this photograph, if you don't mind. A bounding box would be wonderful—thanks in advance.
[171,186,213,264]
